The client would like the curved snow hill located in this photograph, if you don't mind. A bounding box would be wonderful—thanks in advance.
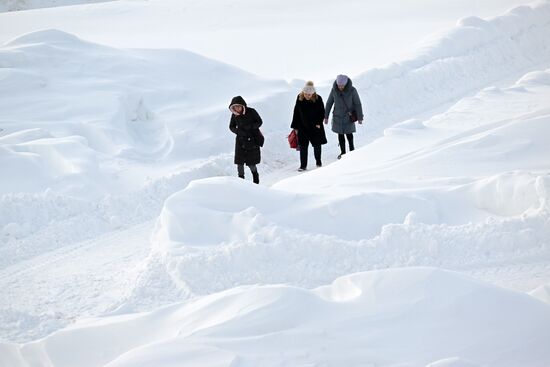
[1,268,550,367]
[0,28,291,197]
[354,1,550,130]
[0,28,294,269]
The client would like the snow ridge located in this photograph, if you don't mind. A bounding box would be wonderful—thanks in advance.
[356,1,550,130]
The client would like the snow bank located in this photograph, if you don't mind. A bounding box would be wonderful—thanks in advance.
[355,1,550,131]
[3,268,550,367]
[531,283,550,304]
[0,0,534,80]
[156,174,547,248]
[140,176,550,305]
[0,29,291,197]
[0,131,104,196]
[0,28,293,266]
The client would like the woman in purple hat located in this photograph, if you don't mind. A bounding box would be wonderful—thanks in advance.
[324,74,364,159]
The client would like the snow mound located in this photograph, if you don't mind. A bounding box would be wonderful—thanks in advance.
[426,357,482,367]
[530,284,550,305]
[0,132,104,196]
[0,29,291,196]
[4,28,85,46]
[516,70,550,86]
[3,268,550,367]
[355,1,550,130]
[140,179,549,307]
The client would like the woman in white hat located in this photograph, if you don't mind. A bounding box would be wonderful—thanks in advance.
[291,81,327,171]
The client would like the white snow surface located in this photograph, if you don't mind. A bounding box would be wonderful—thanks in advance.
[0,0,536,79]
[1,0,550,366]
[0,0,110,12]
[2,268,550,367]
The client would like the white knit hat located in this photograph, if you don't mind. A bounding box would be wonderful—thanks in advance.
[302,81,316,94]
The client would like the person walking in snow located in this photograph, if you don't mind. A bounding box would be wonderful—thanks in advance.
[291,81,327,171]
[229,96,263,184]
[324,74,364,159]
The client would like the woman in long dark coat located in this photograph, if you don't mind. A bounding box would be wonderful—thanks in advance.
[291,81,327,171]
[324,74,364,159]
[229,95,263,184]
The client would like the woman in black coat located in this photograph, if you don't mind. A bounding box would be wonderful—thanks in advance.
[229,95,263,184]
[291,81,327,170]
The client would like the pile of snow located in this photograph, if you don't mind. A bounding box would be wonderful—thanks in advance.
[2,268,550,367]
[0,0,111,12]
[0,28,293,259]
[0,29,291,197]
[355,1,550,130]
[531,283,550,304]
[0,0,534,79]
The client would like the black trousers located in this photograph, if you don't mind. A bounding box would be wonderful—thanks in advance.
[298,134,321,169]
[237,164,257,177]
[338,133,354,154]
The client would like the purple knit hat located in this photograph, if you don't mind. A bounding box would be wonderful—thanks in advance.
[336,74,348,86]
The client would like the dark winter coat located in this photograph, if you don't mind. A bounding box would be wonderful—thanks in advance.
[325,78,364,134]
[229,96,263,165]
[291,94,327,146]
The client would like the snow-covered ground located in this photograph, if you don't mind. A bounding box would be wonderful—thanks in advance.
[0,0,534,79]
[0,0,110,12]
[1,0,550,366]
[3,268,550,367]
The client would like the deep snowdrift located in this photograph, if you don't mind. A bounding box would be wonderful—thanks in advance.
[0,0,536,79]
[0,28,290,198]
[0,28,293,269]
[2,268,550,367]
[355,1,550,130]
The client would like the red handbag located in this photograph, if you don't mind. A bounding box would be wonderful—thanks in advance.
[288,130,299,150]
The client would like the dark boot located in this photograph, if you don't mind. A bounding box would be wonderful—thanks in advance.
[252,171,259,184]
[238,175,245,179]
